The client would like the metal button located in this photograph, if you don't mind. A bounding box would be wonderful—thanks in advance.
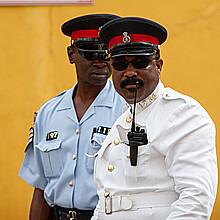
[43,148,47,152]
[69,182,73,187]
[126,116,132,123]
[126,154,130,159]
[72,155,76,160]
[101,142,103,146]
[166,94,170,97]
[108,165,114,172]
[113,139,119,145]
[75,129,79,134]
[104,191,110,198]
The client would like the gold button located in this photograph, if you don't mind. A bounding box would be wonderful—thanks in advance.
[126,154,130,159]
[69,182,73,187]
[166,94,170,97]
[126,116,132,123]
[72,155,76,160]
[104,191,110,198]
[113,139,119,145]
[101,142,103,146]
[75,129,79,134]
[108,165,114,172]
[43,148,47,152]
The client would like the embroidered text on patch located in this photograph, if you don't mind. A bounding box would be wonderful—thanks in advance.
[46,131,58,141]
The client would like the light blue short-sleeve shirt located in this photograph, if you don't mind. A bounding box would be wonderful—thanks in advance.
[19,79,125,209]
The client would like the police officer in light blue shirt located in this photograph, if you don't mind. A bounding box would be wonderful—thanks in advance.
[19,14,125,220]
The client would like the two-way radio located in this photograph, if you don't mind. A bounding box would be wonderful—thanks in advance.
[127,81,148,166]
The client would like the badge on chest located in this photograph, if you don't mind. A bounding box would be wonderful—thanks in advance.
[46,131,58,141]
[92,126,111,138]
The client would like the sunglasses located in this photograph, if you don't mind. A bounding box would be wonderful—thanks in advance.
[77,48,109,61]
[111,58,154,71]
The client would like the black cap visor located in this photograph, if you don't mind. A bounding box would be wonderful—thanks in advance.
[110,42,158,58]
[75,41,108,51]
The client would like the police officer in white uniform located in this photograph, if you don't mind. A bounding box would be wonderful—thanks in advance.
[93,17,218,219]
[19,14,125,220]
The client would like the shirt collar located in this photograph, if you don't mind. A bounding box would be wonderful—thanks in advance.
[56,78,114,111]
[92,78,115,107]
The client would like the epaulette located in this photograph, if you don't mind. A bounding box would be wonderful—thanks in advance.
[40,90,67,109]
[24,111,38,152]
[53,90,67,99]
[162,92,173,100]
[162,88,185,101]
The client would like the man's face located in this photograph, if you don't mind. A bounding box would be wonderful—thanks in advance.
[111,55,163,104]
[68,44,111,86]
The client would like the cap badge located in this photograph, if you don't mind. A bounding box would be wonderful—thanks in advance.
[123,32,130,43]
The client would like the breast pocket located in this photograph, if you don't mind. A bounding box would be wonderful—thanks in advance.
[36,141,63,177]
[124,143,151,187]
[86,133,105,173]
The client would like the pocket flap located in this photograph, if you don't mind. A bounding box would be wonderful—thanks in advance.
[91,133,105,146]
[36,141,61,152]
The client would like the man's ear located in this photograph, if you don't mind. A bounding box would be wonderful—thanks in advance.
[67,46,75,64]
[156,58,163,76]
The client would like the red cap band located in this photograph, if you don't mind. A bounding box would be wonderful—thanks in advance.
[109,34,159,49]
[71,29,99,41]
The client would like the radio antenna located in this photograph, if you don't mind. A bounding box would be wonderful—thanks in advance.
[131,81,139,132]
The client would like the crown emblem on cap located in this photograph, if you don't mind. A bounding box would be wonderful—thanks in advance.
[123,32,130,43]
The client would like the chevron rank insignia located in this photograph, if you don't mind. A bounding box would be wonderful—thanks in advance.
[24,127,34,152]
[24,111,38,153]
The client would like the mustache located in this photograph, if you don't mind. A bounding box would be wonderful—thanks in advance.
[120,78,144,88]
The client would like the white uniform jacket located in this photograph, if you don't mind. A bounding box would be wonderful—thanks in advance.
[93,81,217,220]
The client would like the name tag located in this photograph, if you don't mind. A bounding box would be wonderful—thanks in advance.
[46,131,58,141]
[97,126,111,135]
[91,126,111,139]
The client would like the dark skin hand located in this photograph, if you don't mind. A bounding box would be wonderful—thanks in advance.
[30,188,53,220]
